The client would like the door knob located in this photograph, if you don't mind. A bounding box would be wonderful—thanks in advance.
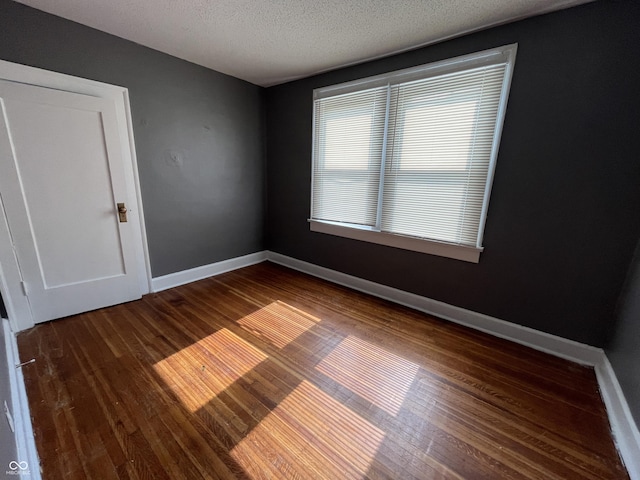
[117,203,128,223]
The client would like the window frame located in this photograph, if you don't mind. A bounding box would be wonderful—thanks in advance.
[310,44,517,263]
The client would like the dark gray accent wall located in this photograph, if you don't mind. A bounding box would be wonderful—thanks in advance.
[0,292,6,319]
[0,322,18,474]
[607,239,640,425]
[265,0,640,346]
[0,0,265,277]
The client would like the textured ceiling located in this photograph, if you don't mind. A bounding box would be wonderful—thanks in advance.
[16,0,591,86]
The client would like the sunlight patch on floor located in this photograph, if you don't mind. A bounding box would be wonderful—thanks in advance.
[231,380,385,479]
[153,328,267,411]
[316,335,419,416]
[236,301,320,349]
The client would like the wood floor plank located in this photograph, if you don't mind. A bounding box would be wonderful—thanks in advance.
[17,261,628,479]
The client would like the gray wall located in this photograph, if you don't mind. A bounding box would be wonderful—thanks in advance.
[265,0,640,347]
[607,239,640,425]
[0,322,18,474]
[0,0,265,277]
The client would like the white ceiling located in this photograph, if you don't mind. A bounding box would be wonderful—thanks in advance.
[16,0,591,87]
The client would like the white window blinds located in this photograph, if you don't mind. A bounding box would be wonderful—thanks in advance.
[311,44,516,260]
[381,65,506,246]
[311,87,387,226]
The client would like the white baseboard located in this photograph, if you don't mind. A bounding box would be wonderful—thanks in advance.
[151,251,268,292]
[266,251,601,365]
[265,251,640,479]
[2,318,41,480]
[595,357,640,480]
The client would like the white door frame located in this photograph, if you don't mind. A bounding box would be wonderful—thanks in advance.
[0,60,152,332]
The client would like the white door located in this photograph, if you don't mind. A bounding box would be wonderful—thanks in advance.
[0,79,142,323]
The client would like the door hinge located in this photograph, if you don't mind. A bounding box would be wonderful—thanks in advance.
[20,281,27,296]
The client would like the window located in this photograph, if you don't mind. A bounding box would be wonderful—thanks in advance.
[310,44,517,263]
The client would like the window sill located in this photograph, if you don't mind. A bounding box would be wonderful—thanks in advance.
[309,220,482,263]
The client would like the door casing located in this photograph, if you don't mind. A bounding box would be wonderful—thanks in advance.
[0,60,151,332]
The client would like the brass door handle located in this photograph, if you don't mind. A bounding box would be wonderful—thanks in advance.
[117,203,128,223]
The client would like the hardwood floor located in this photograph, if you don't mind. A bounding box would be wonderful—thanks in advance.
[17,261,628,479]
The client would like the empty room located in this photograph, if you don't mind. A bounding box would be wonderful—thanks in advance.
[0,0,639,478]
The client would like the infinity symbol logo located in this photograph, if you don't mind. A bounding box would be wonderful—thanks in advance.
[8,461,28,470]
